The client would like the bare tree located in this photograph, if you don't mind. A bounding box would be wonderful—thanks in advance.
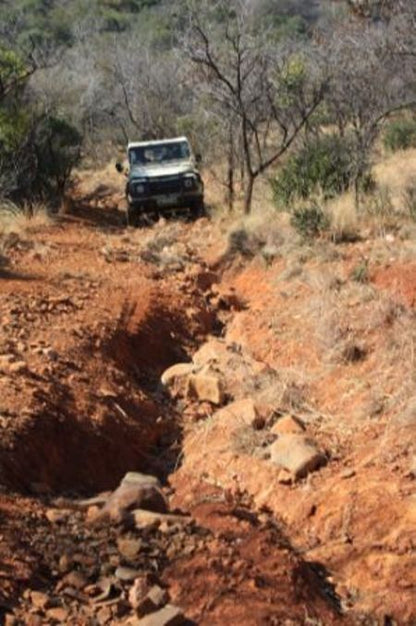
[183,0,325,213]
[109,36,193,143]
[322,18,416,206]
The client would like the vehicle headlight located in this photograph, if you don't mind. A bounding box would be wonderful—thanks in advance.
[184,174,197,189]
[134,184,145,194]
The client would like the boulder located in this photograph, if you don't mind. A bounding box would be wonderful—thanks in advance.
[271,415,305,436]
[270,434,326,480]
[121,472,161,489]
[160,363,195,397]
[96,483,167,523]
[186,369,225,405]
[214,399,259,428]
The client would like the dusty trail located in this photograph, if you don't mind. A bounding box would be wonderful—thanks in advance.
[0,178,414,624]
[0,192,347,625]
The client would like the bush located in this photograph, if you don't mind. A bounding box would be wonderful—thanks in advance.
[33,116,82,197]
[0,111,82,205]
[383,119,416,152]
[227,228,265,258]
[290,205,329,238]
[272,134,354,207]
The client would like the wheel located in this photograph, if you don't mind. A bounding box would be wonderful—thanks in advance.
[190,198,206,220]
[127,205,140,227]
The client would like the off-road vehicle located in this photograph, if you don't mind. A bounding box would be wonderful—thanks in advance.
[116,136,204,225]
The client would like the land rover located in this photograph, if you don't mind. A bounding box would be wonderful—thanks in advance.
[117,136,205,226]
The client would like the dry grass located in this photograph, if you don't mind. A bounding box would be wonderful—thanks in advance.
[231,425,274,458]
[0,201,52,235]
[74,162,122,198]
[226,207,301,264]
[326,193,359,242]
[109,218,196,271]
[243,365,310,413]
[0,201,53,270]
[374,148,416,208]
[311,276,377,364]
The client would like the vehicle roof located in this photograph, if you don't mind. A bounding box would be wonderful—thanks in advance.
[127,137,189,150]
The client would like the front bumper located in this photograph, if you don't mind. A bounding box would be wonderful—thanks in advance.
[128,191,203,213]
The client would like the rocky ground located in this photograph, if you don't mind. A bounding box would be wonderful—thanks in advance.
[0,174,415,624]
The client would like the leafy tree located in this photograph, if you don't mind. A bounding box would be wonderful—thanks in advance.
[0,47,34,102]
[273,134,354,206]
[184,0,326,213]
[33,115,82,197]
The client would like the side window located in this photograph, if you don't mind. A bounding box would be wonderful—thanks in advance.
[181,142,190,158]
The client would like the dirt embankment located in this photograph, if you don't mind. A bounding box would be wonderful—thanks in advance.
[1,182,415,624]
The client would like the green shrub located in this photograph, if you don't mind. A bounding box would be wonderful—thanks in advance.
[0,111,82,204]
[383,119,416,152]
[272,134,354,207]
[290,205,329,238]
[33,116,82,196]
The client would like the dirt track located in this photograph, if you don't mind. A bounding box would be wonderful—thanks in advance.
[0,179,416,624]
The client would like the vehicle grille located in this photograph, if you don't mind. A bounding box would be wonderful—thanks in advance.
[148,176,182,195]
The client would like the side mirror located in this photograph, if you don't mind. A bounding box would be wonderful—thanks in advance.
[115,162,124,173]
[195,153,202,165]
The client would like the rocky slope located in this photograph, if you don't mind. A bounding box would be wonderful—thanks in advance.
[0,176,415,623]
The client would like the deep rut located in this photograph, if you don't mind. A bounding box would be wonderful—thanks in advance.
[0,225,350,625]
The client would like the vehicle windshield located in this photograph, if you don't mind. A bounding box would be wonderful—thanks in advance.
[129,141,190,165]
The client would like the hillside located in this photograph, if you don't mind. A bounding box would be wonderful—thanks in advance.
[0,151,416,622]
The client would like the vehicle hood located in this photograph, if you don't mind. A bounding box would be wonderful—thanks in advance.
[129,160,196,179]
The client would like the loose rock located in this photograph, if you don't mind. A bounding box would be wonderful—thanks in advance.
[96,483,168,523]
[45,508,71,524]
[270,434,326,480]
[46,607,69,622]
[136,586,169,618]
[117,536,143,560]
[136,604,185,626]
[30,591,50,610]
[132,509,191,530]
[160,363,195,397]
[214,398,259,428]
[128,576,150,611]
[271,415,305,436]
[121,472,161,489]
[115,566,141,582]
[186,368,224,405]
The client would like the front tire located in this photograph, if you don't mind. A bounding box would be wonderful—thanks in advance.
[127,205,140,227]
[190,198,206,220]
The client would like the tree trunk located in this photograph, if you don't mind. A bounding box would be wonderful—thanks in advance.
[244,173,255,214]
[354,176,360,211]
[227,161,235,211]
[227,126,235,212]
